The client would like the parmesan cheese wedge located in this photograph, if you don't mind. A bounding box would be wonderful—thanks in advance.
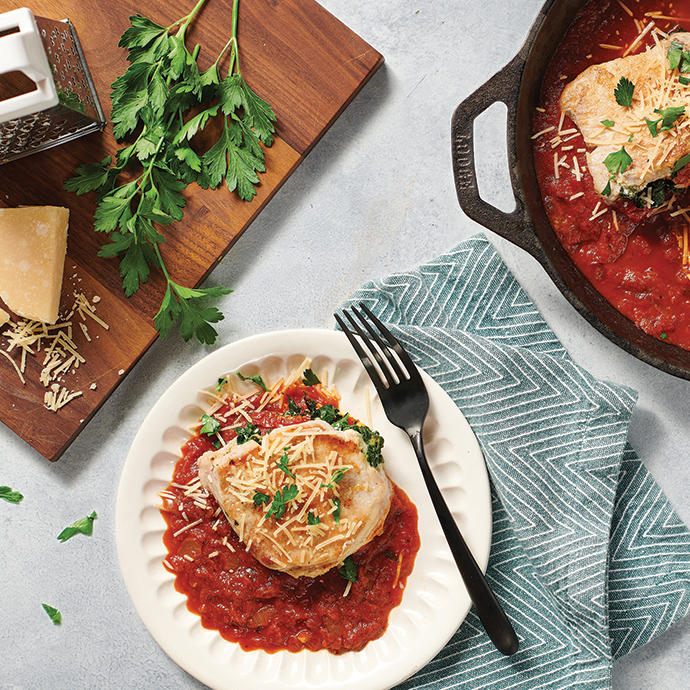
[0,206,69,324]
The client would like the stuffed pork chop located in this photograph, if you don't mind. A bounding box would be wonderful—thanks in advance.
[560,31,690,200]
[198,418,393,578]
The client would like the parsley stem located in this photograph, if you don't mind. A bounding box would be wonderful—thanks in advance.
[153,241,172,282]
[177,0,209,39]
[231,0,241,74]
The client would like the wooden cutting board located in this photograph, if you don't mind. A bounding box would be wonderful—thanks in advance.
[0,0,383,461]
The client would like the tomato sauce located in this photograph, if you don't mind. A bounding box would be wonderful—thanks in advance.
[159,378,421,654]
[534,0,690,347]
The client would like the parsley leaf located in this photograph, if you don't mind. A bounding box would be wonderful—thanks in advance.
[307,511,321,525]
[302,368,321,386]
[57,511,98,542]
[339,556,358,583]
[63,0,276,345]
[322,469,345,489]
[332,497,341,524]
[200,413,221,436]
[649,106,685,137]
[601,119,614,127]
[237,371,268,390]
[253,491,270,507]
[286,398,302,416]
[0,485,23,504]
[265,484,299,521]
[614,76,634,107]
[216,377,227,391]
[275,450,295,478]
[669,40,684,70]
[673,153,690,174]
[600,146,633,196]
[41,603,62,625]
[235,421,260,445]
[604,146,633,176]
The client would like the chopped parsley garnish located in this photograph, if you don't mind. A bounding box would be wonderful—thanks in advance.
[315,404,341,424]
[200,413,221,436]
[235,421,260,445]
[332,497,341,524]
[321,469,345,489]
[307,511,321,525]
[253,491,270,507]
[614,76,634,107]
[42,603,62,625]
[264,484,299,521]
[384,550,399,561]
[661,332,668,339]
[216,377,228,392]
[668,40,690,73]
[602,146,633,196]
[339,556,358,583]
[0,485,23,504]
[301,368,320,386]
[57,511,98,542]
[601,119,614,127]
[275,450,295,478]
[673,153,690,174]
[646,106,685,137]
[668,40,684,70]
[286,397,302,416]
[237,371,268,390]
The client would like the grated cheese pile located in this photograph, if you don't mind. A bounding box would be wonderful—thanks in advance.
[0,291,109,411]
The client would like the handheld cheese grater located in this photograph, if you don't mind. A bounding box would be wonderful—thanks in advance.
[0,7,105,164]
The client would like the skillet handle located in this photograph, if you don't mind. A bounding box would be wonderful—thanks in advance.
[451,53,542,260]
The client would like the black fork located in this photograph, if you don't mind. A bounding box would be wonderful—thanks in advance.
[335,303,519,656]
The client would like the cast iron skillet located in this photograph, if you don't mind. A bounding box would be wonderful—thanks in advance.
[451,0,690,381]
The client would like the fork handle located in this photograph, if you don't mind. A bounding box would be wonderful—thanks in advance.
[409,429,519,656]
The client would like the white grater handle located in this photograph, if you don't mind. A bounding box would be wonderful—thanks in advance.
[0,8,58,123]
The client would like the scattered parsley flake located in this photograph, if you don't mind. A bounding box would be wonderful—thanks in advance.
[601,119,614,127]
[57,511,97,542]
[0,485,23,504]
[339,556,358,583]
[42,603,62,625]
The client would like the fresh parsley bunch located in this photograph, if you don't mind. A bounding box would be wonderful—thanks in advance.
[65,0,276,344]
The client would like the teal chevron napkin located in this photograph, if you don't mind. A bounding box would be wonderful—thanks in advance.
[337,235,690,689]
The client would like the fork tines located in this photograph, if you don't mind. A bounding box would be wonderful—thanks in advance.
[335,303,416,391]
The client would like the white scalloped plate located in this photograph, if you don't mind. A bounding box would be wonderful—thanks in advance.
[116,329,491,690]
